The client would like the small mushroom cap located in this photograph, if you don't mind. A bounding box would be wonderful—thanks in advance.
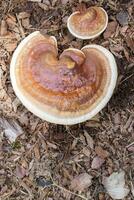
[67,7,108,39]
[10,31,117,125]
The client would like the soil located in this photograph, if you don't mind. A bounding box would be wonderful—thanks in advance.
[0,0,134,200]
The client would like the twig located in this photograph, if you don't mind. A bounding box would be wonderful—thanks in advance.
[49,173,88,200]
[20,181,33,199]
[53,183,88,200]
[120,73,134,85]
[16,14,25,39]
[126,141,134,148]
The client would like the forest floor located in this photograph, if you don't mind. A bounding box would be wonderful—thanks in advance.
[0,0,134,199]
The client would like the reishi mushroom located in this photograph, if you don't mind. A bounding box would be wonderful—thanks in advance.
[67,6,108,39]
[10,31,117,125]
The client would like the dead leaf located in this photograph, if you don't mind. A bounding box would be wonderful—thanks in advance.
[91,156,105,169]
[0,117,23,143]
[71,173,92,191]
[84,131,94,149]
[95,146,109,159]
[16,165,27,178]
[116,10,129,26]
[104,21,118,39]
[103,171,130,199]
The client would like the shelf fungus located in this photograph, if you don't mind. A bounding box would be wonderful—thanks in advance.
[10,31,117,125]
[67,6,108,39]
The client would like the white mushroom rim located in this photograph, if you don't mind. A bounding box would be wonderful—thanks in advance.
[67,7,108,40]
[10,31,117,125]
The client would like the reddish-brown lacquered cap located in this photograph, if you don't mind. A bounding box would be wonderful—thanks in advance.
[10,31,117,125]
[67,6,108,39]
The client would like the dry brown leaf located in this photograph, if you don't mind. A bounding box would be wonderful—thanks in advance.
[95,146,109,159]
[84,131,94,149]
[71,173,92,191]
[91,156,105,169]
[104,21,118,39]
[16,165,27,179]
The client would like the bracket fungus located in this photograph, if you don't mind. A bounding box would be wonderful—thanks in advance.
[10,31,117,125]
[67,6,108,40]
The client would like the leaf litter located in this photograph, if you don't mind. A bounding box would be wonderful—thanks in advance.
[0,0,134,199]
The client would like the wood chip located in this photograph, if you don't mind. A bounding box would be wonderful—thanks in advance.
[22,18,31,29]
[0,20,8,36]
[85,120,100,128]
[6,15,17,28]
[82,147,91,157]
[47,141,57,149]
[38,3,49,10]
[18,12,30,19]
[95,146,109,159]
[84,131,94,149]
[34,144,40,160]
[125,36,134,52]
[4,41,17,52]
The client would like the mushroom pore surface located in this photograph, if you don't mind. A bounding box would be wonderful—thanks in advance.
[14,32,111,115]
[68,7,107,38]
[10,31,118,125]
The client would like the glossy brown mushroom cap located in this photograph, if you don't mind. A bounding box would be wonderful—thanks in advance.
[67,7,108,39]
[10,31,117,124]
